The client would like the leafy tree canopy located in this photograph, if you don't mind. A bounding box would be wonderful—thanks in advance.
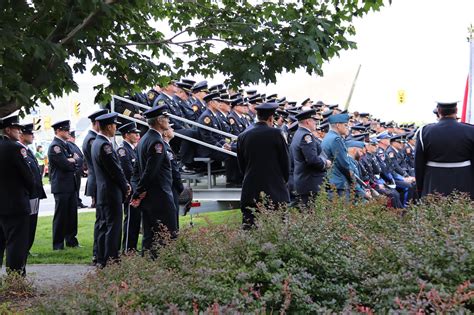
[0,0,389,117]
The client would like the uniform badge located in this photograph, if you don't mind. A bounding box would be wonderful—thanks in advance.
[103,144,113,154]
[304,134,313,143]
[204,116,211,124]
[147,91,156,101]
[388,152,395,158]
[53,145,61,153]
[155,143,163,154]
[158,99,165,106]
[406,148,411,154]
[229,118,235,125]
[20,148,27,158]
[167,151,174,160]
[192,104,199,112]
[118,148,126,157]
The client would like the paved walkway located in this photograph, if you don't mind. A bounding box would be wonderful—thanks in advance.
[1,264,95,291]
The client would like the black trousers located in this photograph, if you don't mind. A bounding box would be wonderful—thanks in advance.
[75,172,82,205]
[122,202,141,252]
[52,192,78,249]
[0,214,29,274]
[96,202,122,267]
[28,213,38,251]
[225,157,242,185]
[141,207,177,259]
[172,188,180,230]
[92,197,99,261]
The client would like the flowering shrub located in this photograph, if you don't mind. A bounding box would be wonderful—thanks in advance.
[35,194,473,313]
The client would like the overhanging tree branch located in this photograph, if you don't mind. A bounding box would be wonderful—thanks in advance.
[88,37,246,48]
[59,0,117,46]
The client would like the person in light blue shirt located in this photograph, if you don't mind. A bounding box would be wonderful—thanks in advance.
[321,114,352,198]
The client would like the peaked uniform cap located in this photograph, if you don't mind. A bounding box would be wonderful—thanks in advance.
[143,105,168,119]
[255,102,279,112]
[203,92,220,102]
[118,122,140,134]
[1,115,21,129]
[51,119,71,131]
[328,114,349,124]
[95,113,118,126]
[88,109,109,122]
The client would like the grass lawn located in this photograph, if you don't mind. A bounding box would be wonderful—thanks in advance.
[29,210,241,264]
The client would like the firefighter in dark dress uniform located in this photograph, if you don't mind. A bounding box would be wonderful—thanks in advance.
[131,105,177,258]
[290,109,331,205]
[67,131,85,208]
[116,122,141,252]
[19,124,46,253]
[163,127,184,229]
[415,102,474,199]
[92,113,130,267]
[82,109,108,263]
[0,115,33,274]
[48,120,80,250]
[237,102,290,229]
[196,92,232,163]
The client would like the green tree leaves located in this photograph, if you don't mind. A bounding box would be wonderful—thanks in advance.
[0,0,388,116]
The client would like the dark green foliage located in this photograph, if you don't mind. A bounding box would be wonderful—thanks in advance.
[34,194,474,313]
[0,0,389,117]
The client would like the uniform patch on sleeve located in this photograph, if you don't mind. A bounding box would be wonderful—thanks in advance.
[154,143,163,154]
[304,134,313,143]
[53,145,61,154]
[167,151,174,160]
[103,144,113,154]
[229,117,235,125]
[20,148,27,158]
[388,151,395,158]
[203,116,211,125]
[192,104,199,112]
[118,148,126,157]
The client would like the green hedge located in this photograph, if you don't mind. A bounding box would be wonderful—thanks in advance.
[35,194,474,313]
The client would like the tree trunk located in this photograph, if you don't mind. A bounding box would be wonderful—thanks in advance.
[0,101,21,118]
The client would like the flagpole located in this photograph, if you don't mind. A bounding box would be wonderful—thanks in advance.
[465,25,474,124]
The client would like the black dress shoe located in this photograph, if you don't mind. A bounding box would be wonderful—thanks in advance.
[53,246,64,251]
[78,203,88,209]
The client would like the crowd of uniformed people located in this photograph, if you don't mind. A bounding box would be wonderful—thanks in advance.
[1,78,473,275]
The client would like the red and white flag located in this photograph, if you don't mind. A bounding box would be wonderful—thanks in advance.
[461,36,474,123]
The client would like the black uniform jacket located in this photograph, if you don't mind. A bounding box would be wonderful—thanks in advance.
[0,137,33,215]
[82,130,98,197]
[415,118,474,198]
[68,141,84,175]
[117,141,137,184]
[91,134,128,206]
[290,127,327,195]
[48,137,77,194]
[134,128,176,217]
[237,122,290,207]
[164,141,184,195]
[20,143,46,200]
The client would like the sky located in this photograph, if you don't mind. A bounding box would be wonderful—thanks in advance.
[33,0,474,127]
